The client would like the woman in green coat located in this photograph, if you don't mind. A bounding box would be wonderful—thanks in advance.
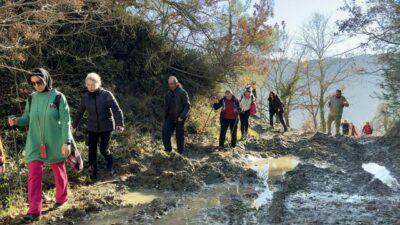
[8,68,72,223]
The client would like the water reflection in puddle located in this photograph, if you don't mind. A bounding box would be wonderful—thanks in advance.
[250,156,300,177]
[122,191,161,205]
[79,190,163,225]
[248,156,300,209]
[362,163,400,190]
[153,184,252,225]
[154,156,301,225]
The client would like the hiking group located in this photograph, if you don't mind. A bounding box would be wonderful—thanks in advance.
[327,89,373,137]
[1,68,365,222]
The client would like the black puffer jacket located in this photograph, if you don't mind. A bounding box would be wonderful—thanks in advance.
[165,86,191,121]
[268,96,284,113]
[72,88,124,132]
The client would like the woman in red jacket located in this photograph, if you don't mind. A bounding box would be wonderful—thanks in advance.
[350,123,358,137]
[362,122,373,135]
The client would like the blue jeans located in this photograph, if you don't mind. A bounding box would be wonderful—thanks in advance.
[162,118,185,153]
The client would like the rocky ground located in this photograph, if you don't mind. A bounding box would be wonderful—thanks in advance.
[4,128,400,225]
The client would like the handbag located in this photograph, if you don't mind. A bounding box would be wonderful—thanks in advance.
[250,101,257,117]
[66,138,84,173]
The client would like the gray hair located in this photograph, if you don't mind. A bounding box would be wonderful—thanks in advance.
[86,72,102,86]
[168,76,178,84]
[225,89,233,95]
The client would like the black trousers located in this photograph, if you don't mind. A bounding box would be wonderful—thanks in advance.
[219,118,238,148]
[270,110,287,129]
[162,118,185,153]
[240,110,250,136]
[88,131,113,168]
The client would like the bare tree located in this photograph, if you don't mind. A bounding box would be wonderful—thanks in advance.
[299,13,354,132]
[265,28,305,127]
[299,61,320,130]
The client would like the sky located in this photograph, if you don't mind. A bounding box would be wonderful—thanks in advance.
[264,0,382,129]
[268,0,368,55]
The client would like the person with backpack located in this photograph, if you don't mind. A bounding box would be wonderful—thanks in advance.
[362,122,373,136]
[163,76,191,154]
[341,120,350,135]
[268,91,288,132]
[350,123,358,137]
[327,90,349,136]
[239,87,256,140]
[0,135,5,175]
[213,90,240,148]
[7,68,72,223]
[72,72,124,180]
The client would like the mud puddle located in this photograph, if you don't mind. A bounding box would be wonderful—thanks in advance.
[79,190,165,225]
[247,156,300,177]
[362,163,400,190]
[78,156,300,225]
[153,183,256,225]
[121,190,163,205]
[247,156,299,209]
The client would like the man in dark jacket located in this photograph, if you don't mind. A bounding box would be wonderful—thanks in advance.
[268,91,288,132]
[163,76,191,154]
[213,90,240,148]
[341,120,350,135]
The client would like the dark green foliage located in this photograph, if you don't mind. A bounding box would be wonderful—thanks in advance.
[381,54,400,120]
[0,3,221,132]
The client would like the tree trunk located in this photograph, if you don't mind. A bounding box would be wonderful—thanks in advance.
[319,92,326,132]
[318,58,327,132]
[285,98,291,127]
[313,114,318,130]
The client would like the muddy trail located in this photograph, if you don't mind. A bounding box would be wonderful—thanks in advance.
[9,130,400,225]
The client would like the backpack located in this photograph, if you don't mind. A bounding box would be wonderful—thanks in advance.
[240,94,255,102]
[28,90,62,112]
[240,94,257,116]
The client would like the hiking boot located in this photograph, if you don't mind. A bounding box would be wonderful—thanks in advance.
[89,164,98,180]
[216,146,224,151]
[21,214,40,223]
[90,173,98,180]
[53,202,67,210]
[106,155,114,175]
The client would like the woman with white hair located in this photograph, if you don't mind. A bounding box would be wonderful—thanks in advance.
[72,72,124,180]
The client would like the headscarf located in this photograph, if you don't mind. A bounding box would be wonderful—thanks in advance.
[28,68,53,91]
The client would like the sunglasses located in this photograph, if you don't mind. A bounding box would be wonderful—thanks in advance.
[31,80,44,87]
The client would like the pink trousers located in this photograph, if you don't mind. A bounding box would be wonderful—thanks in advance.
[27,160,68,215]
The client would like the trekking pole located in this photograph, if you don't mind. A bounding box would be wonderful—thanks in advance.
[10,124,23,189]
[202,108,213,133]
[231,114,240,144]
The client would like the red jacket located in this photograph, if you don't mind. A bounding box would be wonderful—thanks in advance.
[362,125,373,135]
[351,125,358,136]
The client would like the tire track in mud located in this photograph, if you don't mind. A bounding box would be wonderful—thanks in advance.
[265,134,400,224]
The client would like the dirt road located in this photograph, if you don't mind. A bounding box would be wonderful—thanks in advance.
[11,130,400,225]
